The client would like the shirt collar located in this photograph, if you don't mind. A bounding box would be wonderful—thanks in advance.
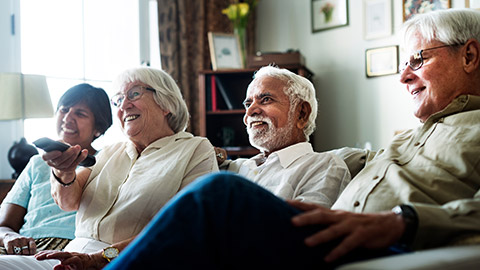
[426,95,480,124]
[125,131,193,159]
[250,142,313,168]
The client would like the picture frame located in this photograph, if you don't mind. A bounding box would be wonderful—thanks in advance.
[403,0,450,22]
[365,45,398,78]
[208,32,244,70]
[363,0,392,40]
[311,0,349,33]
[465,0,480,9]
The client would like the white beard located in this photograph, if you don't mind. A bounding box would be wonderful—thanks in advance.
[246,115,294,153]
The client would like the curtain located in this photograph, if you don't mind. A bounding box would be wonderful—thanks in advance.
[157,0,256,135]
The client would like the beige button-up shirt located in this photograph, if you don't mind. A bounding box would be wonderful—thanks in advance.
[225,142,351,207]
[75,132,218,245]
[333,95,480,249]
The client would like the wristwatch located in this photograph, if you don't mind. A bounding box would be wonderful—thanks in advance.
[102,246,119,262]
[392,204,418,247]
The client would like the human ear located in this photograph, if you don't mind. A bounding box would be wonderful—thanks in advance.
[463,39,480,73]
[295,101,311,130]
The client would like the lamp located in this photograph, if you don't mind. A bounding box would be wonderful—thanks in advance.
[0,73,54,178]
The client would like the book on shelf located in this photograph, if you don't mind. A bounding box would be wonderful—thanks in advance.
[211,75,217,111]
[206,74,212,110]
[215,76,233,110]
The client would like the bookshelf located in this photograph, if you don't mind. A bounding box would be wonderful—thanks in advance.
[198,65,313,159]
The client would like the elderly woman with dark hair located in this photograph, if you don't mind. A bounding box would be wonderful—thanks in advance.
[0,67,218,269]
[0,83,112,256]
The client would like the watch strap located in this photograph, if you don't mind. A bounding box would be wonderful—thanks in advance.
[392,204,418,248]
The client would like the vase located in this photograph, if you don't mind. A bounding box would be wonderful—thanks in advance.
[234,26,247,68]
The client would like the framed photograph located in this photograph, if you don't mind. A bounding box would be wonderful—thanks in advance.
[363,0,392,40]
[466,0,480,9]
[365,45,398,78]
[403,0,450,21]
[208,32,244,70]
[311,0,349,32]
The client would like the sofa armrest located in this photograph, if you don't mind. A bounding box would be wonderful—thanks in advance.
[336,245,480,270]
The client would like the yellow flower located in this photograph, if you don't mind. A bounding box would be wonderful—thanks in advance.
[222,3,249,20]
[237,3,249,17]
[222,1,258,29]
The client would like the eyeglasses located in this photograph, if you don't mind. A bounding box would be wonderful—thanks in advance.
[399,43,464,72]
[110,86,156,108]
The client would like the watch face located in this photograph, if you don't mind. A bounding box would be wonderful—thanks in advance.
[104,247,119,258]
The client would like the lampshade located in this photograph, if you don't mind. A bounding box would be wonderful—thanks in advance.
[0,73,54,120]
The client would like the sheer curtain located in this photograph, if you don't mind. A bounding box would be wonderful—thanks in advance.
[156,0,256,135]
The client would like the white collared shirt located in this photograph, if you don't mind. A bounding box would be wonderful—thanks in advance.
[225,142,351,208]
[74,131,218,245]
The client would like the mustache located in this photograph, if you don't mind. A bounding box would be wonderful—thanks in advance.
[246,116,273,127]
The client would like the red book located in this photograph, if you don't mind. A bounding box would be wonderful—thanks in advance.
[211,75,217,111]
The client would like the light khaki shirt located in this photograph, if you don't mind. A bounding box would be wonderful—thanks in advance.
[75,132,218,244]
[333,95,480,250]
[225,142,351,207]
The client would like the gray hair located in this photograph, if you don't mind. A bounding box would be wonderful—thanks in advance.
[249,65,318,140]
[113,67,189,133]
[402,9,480,47]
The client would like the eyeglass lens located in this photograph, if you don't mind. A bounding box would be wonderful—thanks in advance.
[111,86,151,108]
[400,51,423,72]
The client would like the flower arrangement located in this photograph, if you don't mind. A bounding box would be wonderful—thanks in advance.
[222,1,258,66]
[222,1,256,30]
[321,2,335,23]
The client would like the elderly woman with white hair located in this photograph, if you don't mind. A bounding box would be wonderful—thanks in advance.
[0,67,218,269]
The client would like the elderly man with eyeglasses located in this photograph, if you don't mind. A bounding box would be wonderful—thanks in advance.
[100,9,480,269]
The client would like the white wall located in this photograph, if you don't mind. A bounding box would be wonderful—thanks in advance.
[255,0,466,151]
[0,0,22,179]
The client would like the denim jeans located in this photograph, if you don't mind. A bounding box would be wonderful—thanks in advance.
[105,172,389,269]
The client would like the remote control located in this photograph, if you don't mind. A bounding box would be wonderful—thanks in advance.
[33,137,96,167]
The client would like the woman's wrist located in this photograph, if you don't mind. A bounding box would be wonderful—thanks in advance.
[51,170,77,187]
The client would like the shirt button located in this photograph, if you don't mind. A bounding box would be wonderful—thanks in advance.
[372,175,379,180]
[353,201,360,207]
[414,142,420,146]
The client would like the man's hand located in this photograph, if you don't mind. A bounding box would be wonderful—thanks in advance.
[214,147,227,165]
[287,200,405,262]
[3,233,36,255]
[35,250,107,270]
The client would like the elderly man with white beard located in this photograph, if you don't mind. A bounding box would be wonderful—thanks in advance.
[217,65,351,207]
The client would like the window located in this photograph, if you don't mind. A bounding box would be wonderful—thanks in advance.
[21,0,160,148]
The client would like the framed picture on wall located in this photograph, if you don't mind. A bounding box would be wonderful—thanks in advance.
[311,0,349,32]
[208,32,244,70]
[403,0,450,21]
[365,45,398,78]
[466,0,480,9]
[363,0,392,40]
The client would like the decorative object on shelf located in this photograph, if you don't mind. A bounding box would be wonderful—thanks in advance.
[365,45,399,78]
[363,0,392,40]
[311,0,349,32]
[0,73,54,178]
[7,138,38,179]
[208,32,244,70]
[403,0,450,21]
[247,51,306,68]
[221,0,258,68]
